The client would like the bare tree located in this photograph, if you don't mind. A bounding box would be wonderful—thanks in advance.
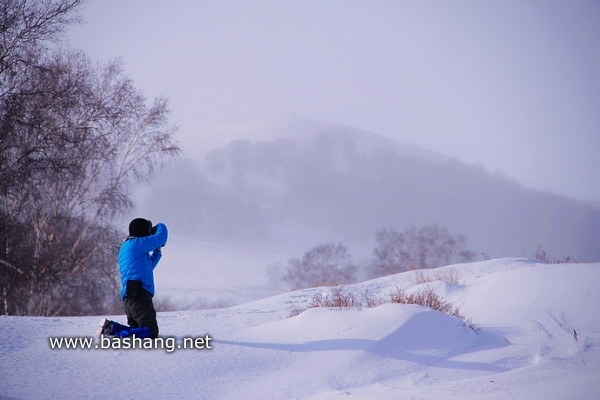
[0,0,180,316]
[282,242,358,289]
[369,224,475,278]
[0,0,83,96]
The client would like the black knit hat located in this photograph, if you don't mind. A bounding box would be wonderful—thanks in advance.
[129,218,152,237]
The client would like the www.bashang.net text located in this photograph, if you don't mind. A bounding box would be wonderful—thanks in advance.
[48,334,213,353]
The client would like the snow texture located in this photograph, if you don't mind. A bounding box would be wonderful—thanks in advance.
[1,258,599,399]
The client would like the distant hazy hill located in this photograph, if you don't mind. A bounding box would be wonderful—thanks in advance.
[140,117,600,261]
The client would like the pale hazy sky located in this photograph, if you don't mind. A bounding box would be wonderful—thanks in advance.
[67,0,600,202]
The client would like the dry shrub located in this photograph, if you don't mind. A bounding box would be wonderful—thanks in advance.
[531,244,577,264]
[414,267,459,285]
[389,286,477,331]
[292,285,478,332]
[311,286,359,309]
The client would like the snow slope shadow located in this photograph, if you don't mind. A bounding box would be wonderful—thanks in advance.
[216,338,370,353]
[367,309,509,372]
[217,305,509,373]
[217,337,506,373]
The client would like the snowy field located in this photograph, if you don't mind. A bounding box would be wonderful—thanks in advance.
[1,258,599,399]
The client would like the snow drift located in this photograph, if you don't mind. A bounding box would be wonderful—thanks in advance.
[1,258,599,399]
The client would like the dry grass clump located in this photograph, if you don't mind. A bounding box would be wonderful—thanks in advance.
[292,285,478,332]
[388,286,477,331]
[310,286,359,309]
[413,267,459,284]
[531,244,578,264]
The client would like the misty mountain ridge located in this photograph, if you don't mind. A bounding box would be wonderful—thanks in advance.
[186,116,449,163]
[139,116,600,262]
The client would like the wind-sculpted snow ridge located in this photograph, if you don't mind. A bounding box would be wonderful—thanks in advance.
[1,258,599,399]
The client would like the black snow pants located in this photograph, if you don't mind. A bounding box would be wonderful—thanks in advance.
[123,280,159,338]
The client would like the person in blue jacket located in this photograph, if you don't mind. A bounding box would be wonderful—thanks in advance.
[98,218,168,339]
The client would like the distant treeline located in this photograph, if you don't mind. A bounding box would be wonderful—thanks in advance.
[145,131,600,262]
[277,224,475,290]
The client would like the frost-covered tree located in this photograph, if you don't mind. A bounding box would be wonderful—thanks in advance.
[0,0,179,316]
[369,224,475,278]
[282,242,358,289]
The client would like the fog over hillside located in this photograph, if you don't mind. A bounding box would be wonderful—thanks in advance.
[137,117,600,263]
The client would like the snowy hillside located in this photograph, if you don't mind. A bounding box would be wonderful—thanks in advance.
[139,116,600,270]
[1,258,599,399]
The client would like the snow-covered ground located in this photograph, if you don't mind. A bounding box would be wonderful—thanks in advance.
[151,234,289,308]
[1,258,599,399]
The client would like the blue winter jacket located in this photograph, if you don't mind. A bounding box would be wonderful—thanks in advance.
[118,223,168,300]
